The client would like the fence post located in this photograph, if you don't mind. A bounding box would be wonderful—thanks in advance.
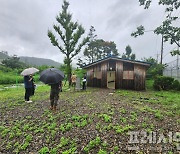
[15,69,18,89]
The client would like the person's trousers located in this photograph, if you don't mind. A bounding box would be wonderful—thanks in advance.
[25,88,32,101]
[83,82,86,90]
[50,91,59,107]
[31,86,35,96]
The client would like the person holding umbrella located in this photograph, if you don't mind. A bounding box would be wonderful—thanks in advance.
[24,75,33,102]
[39,68,64,111]
[21,67,39,102]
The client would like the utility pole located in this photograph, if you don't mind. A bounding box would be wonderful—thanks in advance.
[156,53,159,63]
[177,42,179,80]
[160,35,164,65]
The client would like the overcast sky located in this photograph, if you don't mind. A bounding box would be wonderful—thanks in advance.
[0,0,179,64]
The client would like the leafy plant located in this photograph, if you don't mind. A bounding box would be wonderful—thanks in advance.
[113,146,119,152]
[50,148,57,154]
[119,108,126,114]
[98,149,107,154]
[120,117,127,123]
[113,125,134,134]
[98,114,111,123]
[84,136,101,153]
[58,137,69,147]
[9,132,15,139]
[60,122,73,132]
[62,147,77,154]
[130,111,137,122]
[48,122,57,131]
[1,128,10,138]
[155,111,164,120]
[20,142,30,150]
[39,147,49,154]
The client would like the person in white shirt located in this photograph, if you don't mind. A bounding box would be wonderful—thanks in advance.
[82,75,87,90]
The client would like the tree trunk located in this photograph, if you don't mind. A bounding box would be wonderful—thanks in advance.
[66,58,72,87]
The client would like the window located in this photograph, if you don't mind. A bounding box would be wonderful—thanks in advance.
[123,62,134,80]
[123,62,134,71]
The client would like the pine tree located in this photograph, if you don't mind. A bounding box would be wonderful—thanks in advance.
[48,0,88,85]
[122,45,136,60]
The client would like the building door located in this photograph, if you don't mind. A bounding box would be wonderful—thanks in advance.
[107,71,115,89]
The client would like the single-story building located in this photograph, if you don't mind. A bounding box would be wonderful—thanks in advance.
[82,56,150,90]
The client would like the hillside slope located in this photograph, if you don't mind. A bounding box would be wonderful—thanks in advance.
[19,56,62,67]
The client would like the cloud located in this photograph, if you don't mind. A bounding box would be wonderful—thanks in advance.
[0,0,177,64]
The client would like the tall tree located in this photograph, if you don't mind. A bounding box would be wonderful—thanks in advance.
[85,39,119,61]
[48,0,88,85]
[122,45,136,60]
[131,0,180,55]
[83,26,97,63]
[77,38,119,67]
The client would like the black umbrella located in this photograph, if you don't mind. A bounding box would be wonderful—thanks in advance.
[39,68,64,84]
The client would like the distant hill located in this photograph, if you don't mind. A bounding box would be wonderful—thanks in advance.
[19,56,62,67]
[0,51,62,67]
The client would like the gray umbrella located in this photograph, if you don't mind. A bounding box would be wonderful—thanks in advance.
[39,68,64,84]
[21,67,39,76]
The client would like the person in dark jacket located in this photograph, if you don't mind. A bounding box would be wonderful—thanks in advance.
[50,81,62,111]
[24,75,33,102]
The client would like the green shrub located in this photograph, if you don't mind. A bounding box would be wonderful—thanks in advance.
[153,76,180,91]
[0,70,39,84]
[171,80,180,90]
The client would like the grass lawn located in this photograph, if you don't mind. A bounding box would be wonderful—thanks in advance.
[0,80,179,153]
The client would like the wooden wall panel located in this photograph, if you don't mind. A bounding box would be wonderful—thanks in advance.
[115,61,123,89]
[134,64,146,90]
[87,68,93,87]
[122,80,134,89]
[101,62,107,88]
